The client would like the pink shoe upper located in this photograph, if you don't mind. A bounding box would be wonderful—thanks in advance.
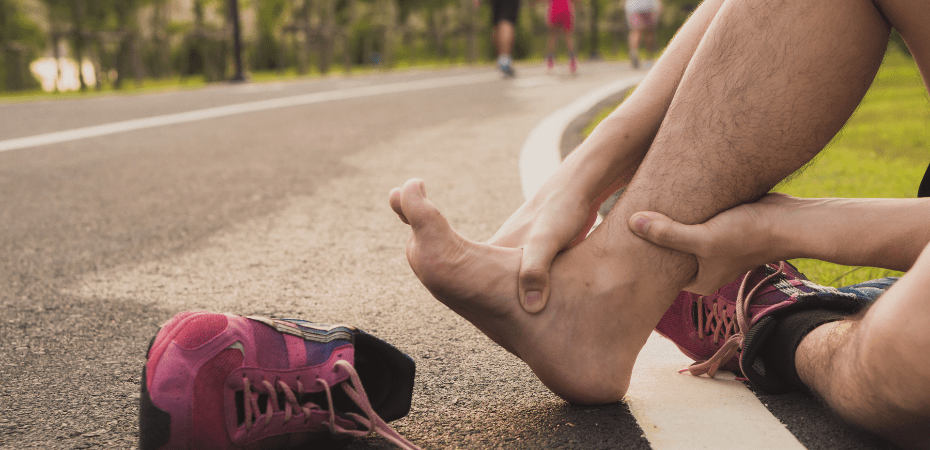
[144,312,357,449]
[655,263,819,375]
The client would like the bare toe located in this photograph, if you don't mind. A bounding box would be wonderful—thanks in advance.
[389,187,408,224]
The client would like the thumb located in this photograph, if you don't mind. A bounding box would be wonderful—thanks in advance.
[518,237,560,313]
[628,211,705,255]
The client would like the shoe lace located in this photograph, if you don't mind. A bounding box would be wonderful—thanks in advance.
[693,295,738,345]
[683,262,794,378]
[241,359,421,450]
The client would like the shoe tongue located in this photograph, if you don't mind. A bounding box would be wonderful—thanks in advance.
[352,332,416,423]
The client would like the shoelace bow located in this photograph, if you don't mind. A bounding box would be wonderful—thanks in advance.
[241,359,421,450]
[683,262,795,378]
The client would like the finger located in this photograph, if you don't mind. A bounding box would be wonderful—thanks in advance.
[389,187,409,224]
[628,211,704,255]
[518,237,561,313]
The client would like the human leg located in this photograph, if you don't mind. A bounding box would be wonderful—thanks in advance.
[547,27,557,70]
[795,246,930,449]
[490,0,519,76]
[494,20,515,57]
[628,27,642,68]
[393,0,890,404]
[394,0,726,403]
[490,0,726,311]
[495,20,516,76]
[643,27,656,59]
[566,30,576,73]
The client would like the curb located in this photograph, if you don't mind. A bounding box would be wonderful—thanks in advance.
[518,74,645,201]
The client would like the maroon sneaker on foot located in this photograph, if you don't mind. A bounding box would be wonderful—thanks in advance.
[657,262,832,377]
[657,262,889,393]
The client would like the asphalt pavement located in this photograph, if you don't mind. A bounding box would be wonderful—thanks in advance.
[0,61,903,449]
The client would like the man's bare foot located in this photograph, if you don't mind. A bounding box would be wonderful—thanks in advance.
[390,178,685,404]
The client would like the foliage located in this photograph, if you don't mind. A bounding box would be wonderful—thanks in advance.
[3,0,702,93]
[251,0,288,70]
[1,0,44,90]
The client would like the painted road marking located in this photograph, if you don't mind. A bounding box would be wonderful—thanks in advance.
[0,72,500,154]
[518,74,805,450]
[512,76,559,89]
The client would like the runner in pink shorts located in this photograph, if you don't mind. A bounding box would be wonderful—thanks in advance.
[627,10,658,30]
[545,0,577,73]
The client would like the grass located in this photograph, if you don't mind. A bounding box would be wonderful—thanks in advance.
[586,49,930,287]
[3,50,641,104]
[0,74,211,103]
[1,54,551,104]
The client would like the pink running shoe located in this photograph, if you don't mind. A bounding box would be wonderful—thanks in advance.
[656,262,832,377]
[657,262,885,393]
[546,54,555,72]
[569,54,577,74]
[140,311,420,450]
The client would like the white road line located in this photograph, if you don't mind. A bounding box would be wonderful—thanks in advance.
[518,75,806,450]
[0,72,501,154]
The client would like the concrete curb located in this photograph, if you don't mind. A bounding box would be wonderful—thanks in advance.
[518,74,645,201]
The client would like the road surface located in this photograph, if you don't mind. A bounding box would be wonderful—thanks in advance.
[0,62,900,449]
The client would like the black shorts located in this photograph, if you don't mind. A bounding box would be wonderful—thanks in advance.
[491,0,520,25]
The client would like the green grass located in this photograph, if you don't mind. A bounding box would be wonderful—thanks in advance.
[0,75,211,103]
[586,49,930,287]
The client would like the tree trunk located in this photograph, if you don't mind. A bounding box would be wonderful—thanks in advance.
[380,0,396,69]
[151,0,171,78]
[462,0,477,64]
[69,0,87,91]
[301,0,313,74]
[590,0,600,59]
[427,8,444,60]
[342,0,355,74]
[52,32,61,92]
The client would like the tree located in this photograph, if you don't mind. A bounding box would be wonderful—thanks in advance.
[112,0,151,89]
[0,0,44,91]
[252,0,288,72]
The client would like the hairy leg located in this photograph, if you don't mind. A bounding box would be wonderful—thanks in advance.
[796,245,930,449]
[721,1,930,441]
[393,0,891,404]
[490,0,726,310]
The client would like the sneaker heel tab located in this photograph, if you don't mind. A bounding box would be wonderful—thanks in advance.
[354,332,416,423]
[740,315,793,394]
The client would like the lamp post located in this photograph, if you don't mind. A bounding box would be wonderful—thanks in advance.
[229,0,246,82]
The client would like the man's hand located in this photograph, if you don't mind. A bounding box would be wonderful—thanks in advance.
[488,186,603,313]
[628,193,795,294]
